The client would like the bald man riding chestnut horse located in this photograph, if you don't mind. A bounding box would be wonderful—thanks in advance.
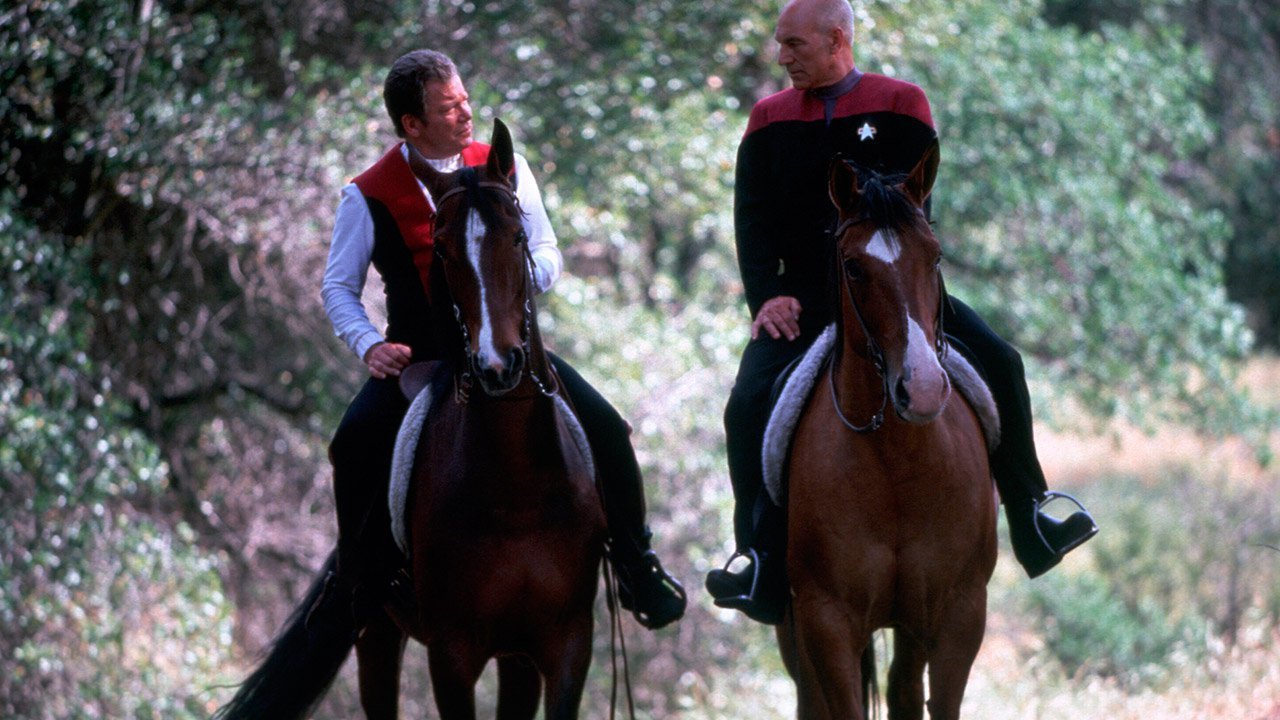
[706,0,1098,625]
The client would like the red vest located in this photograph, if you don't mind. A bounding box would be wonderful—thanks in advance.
[351,142,492,295]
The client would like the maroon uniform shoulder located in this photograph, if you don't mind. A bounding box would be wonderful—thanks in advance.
[854,72,934,129]
[744,87,807,138]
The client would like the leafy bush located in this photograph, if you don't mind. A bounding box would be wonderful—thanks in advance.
[0,197,236,719]
[1027,571,1205,689]
[1024,467,1280,692]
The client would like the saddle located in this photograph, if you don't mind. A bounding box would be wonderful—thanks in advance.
[386,361,596,555]
[760,325,1002,505]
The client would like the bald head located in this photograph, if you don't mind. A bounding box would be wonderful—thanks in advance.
[775,0,856,89]
[784,0,854,45]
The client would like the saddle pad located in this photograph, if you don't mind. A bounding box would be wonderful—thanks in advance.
[387,389,595,555]
[389,380,435,554]
[760,324,1001,506]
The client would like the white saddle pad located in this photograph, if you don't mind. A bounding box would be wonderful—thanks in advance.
[387,387,594,554]
[760,324,1001,505]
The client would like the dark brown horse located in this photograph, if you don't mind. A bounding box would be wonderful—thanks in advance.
[777,143,997,720]
[363,119,606,720]
[214,120,605,720]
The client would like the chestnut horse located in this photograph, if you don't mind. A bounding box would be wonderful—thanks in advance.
[214,120,605,720]
[777,143,997,720]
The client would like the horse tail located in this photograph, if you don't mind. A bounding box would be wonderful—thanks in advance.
[213,550,355,720]
[861,640,880,720]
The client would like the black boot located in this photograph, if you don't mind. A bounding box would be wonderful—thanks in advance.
[705,548,787,625]
[1007,492,1098,578]
[610,534,687,630]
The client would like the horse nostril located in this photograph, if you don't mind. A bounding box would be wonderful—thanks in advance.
[895,376,911,408]
[508,347,525,377]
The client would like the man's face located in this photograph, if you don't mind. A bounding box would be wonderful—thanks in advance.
[407,74,473,158]
[775,4,839,90]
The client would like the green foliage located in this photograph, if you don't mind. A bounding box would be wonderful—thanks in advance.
[1086,469,1280,639]
[1045,0,1280,349]
[3,0,1279,715]
[1025,466,1280,691]
[0,195,235,718]
[1026,570,1205,690]
[864,0,1259,437]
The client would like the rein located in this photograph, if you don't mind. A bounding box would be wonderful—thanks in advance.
[830,251,888,433]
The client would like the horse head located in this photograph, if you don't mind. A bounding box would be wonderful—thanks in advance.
[410,119,533,395]
[827,141,950,424]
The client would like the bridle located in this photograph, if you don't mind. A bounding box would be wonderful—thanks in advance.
[430,175,559,402]
[828,212,949,433]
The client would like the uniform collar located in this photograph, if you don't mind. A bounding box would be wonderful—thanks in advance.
[810,67,864,100]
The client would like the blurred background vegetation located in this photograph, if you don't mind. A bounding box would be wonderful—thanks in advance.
[2,0,1278,717]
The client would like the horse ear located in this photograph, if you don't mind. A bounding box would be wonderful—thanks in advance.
[828,156,861,212]
[903,139,939,207]
[487,118,517,187]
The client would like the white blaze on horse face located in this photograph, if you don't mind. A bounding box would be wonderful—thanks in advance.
[865,229,902,264]
[901,314,950,421]
[465,208,501,369]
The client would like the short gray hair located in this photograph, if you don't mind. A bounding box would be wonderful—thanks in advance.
[384,49,458,137]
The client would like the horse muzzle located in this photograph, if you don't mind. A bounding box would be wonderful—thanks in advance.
[891,363,951,424]
[472,346,525,395]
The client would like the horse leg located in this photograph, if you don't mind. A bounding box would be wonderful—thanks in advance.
[496,655,542,720]
[537,615,594,720]
[355,610,408,720]
[924,587,988,720]
[779,609,828,720]
[886,628,927,720]
[427,640,489,720]
[792,597,868,720]
[775,606,800,683]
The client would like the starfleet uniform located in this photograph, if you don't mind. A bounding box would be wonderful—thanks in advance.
[321,142,665,606]
[734,70,936,325]
[724,69,1052,554]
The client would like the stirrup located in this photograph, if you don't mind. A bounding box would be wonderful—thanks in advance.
[1033,491,1098,554]
[613,549,687,629]
[711,548,761,605]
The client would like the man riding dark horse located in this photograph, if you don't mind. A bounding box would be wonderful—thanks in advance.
[322,49,686,630]
[706,0,1098,625]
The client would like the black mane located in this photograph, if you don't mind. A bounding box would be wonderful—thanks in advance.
[456,166,509,230]
[845,161,917,231]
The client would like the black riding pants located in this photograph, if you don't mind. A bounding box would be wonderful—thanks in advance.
[722,296,1048,551]
[329,353,649,573]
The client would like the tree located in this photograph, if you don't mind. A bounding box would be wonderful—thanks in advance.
[1044,0,1280,348]
[1,1,1274,716]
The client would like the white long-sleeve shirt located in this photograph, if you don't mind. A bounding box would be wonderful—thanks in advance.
[321,143,563,361]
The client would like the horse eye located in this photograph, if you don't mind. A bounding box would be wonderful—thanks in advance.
[843,258,863,281]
